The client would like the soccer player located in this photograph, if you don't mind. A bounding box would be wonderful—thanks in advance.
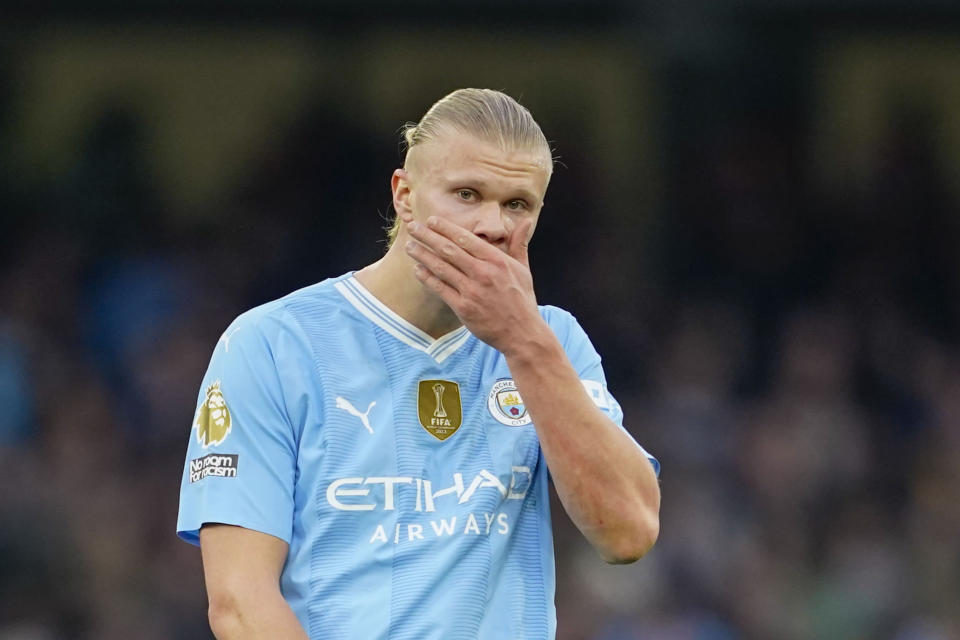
[177,88,661,639]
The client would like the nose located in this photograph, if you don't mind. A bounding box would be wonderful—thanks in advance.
[471,202,508,247]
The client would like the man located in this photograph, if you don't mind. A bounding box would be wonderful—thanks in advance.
[177,88,660,639]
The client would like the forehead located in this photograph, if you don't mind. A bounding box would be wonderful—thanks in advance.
[410,133,551,197]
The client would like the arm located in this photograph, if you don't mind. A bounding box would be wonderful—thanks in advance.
[405,215,660,563]
[200,524,309,639]
[502,328,660,562]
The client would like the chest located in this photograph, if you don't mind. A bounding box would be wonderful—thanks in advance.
[296,336,542,520]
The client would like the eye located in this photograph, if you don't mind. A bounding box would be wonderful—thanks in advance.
[457,189,475,201]
[506,199,528,211]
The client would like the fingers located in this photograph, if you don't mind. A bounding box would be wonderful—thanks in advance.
[508,218,534,269]
[415,216,500,261]
[406,219,482,275]
[404,238,469,291]
[405,215,535,282]
[413,263,461,309]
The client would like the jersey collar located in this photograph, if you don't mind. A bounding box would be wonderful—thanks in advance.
[334,275,472,364]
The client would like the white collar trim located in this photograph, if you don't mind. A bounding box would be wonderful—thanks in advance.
[334,276,471,363]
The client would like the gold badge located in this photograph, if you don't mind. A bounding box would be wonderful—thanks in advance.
[195,380,232,447]
[417,379,462,441]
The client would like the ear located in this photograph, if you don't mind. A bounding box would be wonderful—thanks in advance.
[391,169,414,222]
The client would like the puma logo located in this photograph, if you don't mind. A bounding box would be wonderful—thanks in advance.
[219,327,242,353]
[335,397,376,434]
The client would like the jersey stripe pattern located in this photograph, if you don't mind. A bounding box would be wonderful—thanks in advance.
[177,272,659,640]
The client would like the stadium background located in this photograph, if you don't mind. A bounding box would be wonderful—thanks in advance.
[2,2,959,638]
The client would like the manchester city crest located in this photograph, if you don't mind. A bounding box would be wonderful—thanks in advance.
[487,379,532,426]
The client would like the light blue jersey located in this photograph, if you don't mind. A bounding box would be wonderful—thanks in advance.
[177,272,658,640]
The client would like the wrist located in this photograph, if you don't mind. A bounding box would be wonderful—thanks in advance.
[501,317,564,366]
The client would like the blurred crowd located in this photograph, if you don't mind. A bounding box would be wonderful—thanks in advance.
[552,108,960,639]
[2,74,960,640]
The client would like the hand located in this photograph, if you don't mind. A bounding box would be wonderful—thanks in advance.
[404,215,545,354]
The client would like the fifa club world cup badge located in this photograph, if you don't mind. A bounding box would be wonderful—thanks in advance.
[194,380,232,447]
[417,379,463,441]
[488,379,532,426]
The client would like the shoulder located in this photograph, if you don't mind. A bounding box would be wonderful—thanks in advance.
[538,304,576,325]
[537,304,587,346]
[224,273,351,340]
[209,274,354,369]
[537,304,604,373]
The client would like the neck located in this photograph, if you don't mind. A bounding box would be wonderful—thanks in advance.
[353,239,463,340]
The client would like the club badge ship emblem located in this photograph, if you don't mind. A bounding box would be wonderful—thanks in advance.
[195,380,232,447]
[417,379,463,441]
[488,379,532,426]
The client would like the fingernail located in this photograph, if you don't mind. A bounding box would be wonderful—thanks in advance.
[405,240,415,251]
[408,221,419,232]
[427,217,438,228]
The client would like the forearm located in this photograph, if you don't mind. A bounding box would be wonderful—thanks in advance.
[401,213,659,559]
[208,589,308,640]
[504,323,660,563]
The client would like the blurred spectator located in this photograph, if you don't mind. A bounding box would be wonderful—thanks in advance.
[3,17,960,639]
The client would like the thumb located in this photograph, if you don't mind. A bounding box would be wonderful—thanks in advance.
[508,218,533,268]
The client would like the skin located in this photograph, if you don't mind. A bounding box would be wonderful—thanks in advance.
[375,131,660,562]
[201,129,660,639]
[355,128,551,340]
[201,524,308,639]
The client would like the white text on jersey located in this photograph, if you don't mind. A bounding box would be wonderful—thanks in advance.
[325,467,532,512]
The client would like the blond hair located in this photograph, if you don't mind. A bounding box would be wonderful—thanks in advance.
[387,88,552,244]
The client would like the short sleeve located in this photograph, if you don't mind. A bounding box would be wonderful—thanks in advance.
[546,307,661,477]
[176,311,299,546]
